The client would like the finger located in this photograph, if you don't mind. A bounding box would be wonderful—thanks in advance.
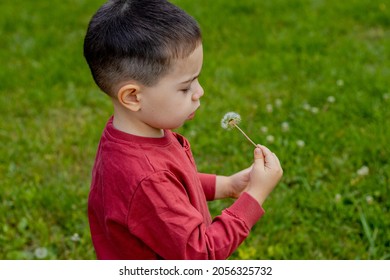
[273,152,282,169]
[253,146,264,166]
[259,145,278,167]
[259,145,273,158]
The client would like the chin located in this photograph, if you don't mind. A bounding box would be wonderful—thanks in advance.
[162,117,192,130]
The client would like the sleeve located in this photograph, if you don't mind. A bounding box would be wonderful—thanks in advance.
[198,173,216,201]
[127,170,264,260]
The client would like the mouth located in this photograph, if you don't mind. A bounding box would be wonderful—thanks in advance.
[187,111,196,120]
[187,106,200,120]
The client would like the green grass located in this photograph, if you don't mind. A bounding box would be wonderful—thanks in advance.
[0,0,389,259]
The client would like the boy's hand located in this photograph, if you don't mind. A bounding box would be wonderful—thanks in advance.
[215,167,251,200]
[246,145,283,205]
[214,145,282,201]
[227,166,251,199]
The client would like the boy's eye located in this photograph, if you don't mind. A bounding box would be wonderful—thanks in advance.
[181,87,190,93]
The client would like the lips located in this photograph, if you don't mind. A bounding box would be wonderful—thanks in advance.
[187,106,200,120]
[187,111,196,120]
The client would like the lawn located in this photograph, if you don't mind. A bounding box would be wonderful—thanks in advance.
[0,0,389,259]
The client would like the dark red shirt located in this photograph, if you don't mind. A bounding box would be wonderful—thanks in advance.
[88,117,264,259]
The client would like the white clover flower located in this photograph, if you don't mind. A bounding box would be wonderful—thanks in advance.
[281,122,290,132]
[296,140,305,148]
[327,96,336,103]
[365,195,374,205]
[221,112,257,147]
[357,165,369,176]
[34,247,48,259]
[260,126,268,133]
[335,193,342,203]
[311,107,319,114]
[302,103,311,111]
[275,99,282,107]
[336,79,344,87]
[266,135,275,143]
[70,233,81,242]
[221,112,241,130]
[188,130,197,138]
[266,104,273,113]
[383,93,389,100]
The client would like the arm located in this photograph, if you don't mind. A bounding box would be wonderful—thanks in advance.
[214,167,251,199]
[198,173,217,201]
[128,145,282,259]
[128,171,263,260]
[198,168,252,201]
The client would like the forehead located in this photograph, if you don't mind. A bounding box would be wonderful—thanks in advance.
[168,45,203,78]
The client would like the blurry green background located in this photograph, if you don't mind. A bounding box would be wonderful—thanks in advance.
[0,0,389,259]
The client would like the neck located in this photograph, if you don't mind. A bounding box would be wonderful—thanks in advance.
[112,102,164,138]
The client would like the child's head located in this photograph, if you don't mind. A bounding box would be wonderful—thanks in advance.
[84,0,202,96]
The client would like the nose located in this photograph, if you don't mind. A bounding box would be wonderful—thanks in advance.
[192,80,204,101]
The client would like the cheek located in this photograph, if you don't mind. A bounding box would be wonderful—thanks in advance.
[166,94,192,111]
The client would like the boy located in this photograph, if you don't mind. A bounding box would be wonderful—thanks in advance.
[84,0,282,260]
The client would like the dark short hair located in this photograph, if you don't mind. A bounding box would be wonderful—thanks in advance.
[83,0,202,96]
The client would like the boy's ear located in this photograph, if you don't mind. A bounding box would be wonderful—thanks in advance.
[116,83,141,112]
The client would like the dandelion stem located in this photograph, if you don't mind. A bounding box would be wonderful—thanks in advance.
[233,123,258,147]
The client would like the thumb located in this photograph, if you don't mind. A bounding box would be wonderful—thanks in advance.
[253,145,265,165]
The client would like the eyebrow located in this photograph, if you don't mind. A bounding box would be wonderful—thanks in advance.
[179,74,200,85]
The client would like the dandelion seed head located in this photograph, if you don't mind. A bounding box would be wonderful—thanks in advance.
[221,112,241,130]
[221,112,257,147]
